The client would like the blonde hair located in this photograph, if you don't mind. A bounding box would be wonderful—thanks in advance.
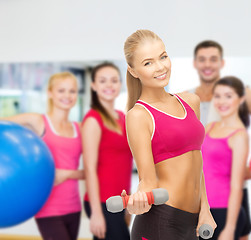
[47,72,78,113]
[124,29,162,111]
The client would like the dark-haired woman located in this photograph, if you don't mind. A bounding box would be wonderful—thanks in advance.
[81,63,133,240]
[202,76,250,240]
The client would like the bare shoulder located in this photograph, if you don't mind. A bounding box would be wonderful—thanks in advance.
[22,113,44,135]
[126,104,152,124]
[245,87,251,113]
[204,122,214,133]
[177,91,200,111]
[231,129,249,142]
[29,113,44,131]
[228,129,249,153]
[30,113,44,123]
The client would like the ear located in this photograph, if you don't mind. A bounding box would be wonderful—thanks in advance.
[127,65,139,79]
[47,90,52,99]
[91,82,96,92]
[193,58,198,69]
[193,60,196,69]
[220,59,225,69]
[240,96,246,105]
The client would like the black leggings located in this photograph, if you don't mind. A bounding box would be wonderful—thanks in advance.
[241,188,251,236]
[35,211,81,240]
[84,200,130,240]
[131,204,199,240]
[199,207,246,240]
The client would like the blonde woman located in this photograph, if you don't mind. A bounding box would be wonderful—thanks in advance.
[1,72,84,240]
[82,62,133,240]
[122,30,216,240]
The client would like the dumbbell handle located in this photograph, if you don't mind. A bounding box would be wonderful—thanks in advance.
[106,188,169,213]
[199,224,214,239]
[121,191,155,208]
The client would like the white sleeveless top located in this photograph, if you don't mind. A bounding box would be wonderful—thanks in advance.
[188,88,220,126]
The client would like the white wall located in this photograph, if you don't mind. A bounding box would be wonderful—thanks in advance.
[0,0,251,63]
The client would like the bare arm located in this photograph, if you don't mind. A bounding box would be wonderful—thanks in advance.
[81,117,106,238]
[178,92,201,119]
[244,159,251,179]
[0,113,44,135]
[68,169,85,179]
[82,117,102,214]
[224,131,249,232]
[245,87,251,114]
[126,106,158,192]
[125,106,158,215]
[54,169,85,186]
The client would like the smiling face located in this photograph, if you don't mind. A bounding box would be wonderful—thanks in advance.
[194,47,224,84]
[91,66,121,103]
[48,77,78,111]
[213,84,244,118]
[128,39,171,89]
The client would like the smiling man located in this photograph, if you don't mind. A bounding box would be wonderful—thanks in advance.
[188,40,224,126]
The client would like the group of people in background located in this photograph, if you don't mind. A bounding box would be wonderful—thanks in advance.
[1,29,251,240]
[192,40,251,240]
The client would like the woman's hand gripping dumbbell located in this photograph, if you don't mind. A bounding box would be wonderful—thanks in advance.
[106,188,169,213]
[106,188,214,239]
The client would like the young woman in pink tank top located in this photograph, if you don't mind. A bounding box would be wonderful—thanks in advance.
[121,29,216,240]
[202,76,250,240]
[1,72,85,240]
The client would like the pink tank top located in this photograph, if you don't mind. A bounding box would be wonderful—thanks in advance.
[202,122,244,208]
[136,94,205,164]
[35,115,82,218]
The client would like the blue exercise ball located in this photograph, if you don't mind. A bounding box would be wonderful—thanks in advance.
[0,121,55,228]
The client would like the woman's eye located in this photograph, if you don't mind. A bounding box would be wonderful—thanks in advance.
[161,55,168,60]
[144,62,151,66]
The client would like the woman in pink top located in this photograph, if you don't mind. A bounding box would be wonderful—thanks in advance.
[202,76,250,240]
[1,72,85,240]
[121,29,216,240]
[81,62,133,240]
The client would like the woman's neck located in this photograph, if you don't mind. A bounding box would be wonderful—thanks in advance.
[47,108,70,125]
[219,113,243,128]
[98,99,118,118]
[140,87,168,103]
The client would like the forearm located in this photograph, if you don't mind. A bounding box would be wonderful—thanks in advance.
[225,187,243,229]
[68,169,85,180]
[200,173,210,212]
[244,165,251,179]
[85,169,103,215]
[0,115,27,125]
[137,178,158,192]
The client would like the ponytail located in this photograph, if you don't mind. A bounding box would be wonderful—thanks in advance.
[239,101,250,128]
[126,70,142,112]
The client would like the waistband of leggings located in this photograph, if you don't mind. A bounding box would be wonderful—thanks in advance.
[149,204,199,223]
